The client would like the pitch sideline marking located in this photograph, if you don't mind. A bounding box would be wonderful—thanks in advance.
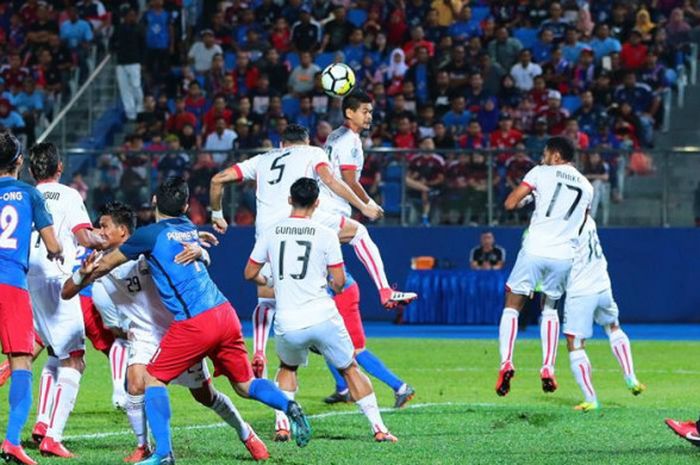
[64,401,493,442]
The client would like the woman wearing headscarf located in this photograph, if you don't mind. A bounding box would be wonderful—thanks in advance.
[666,7,692,48]
[634,8,656,42]
[385,48,408,95]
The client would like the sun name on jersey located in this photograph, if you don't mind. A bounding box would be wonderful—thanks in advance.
[556,170,581,183]
[166,230,199,242]
[43,191,60,201]
[275,225,316,236]
[0,191,23,201]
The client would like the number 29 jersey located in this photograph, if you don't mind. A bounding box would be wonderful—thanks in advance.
[521,164,593,260]
[249,217,344,333]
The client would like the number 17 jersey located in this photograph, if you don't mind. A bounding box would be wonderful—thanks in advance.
[521,164,593,260]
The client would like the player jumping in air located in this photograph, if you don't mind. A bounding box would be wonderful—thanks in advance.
[62,202,269,462]
[65,178,311,465]
[495,136,593,397]
[26,143,107,458]
[563,214,645,412]
[0,133,63,465]
[245,177,398,443]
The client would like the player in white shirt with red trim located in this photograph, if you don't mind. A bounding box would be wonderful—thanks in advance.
[244,178,398,443]
[61,202,270,463]
[494,136,594,397]
[26,143,106,458]
[209,124,415,378]
[563,214,644,412]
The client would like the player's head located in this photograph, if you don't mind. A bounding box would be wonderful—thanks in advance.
[342,90,373,131]
[98,201,136,247]
[281,123,310,147]
[289,177,320,213]
[29,142,63,182]
[0,132,24,177]
[155,177,189,218]
[543,136,576,165]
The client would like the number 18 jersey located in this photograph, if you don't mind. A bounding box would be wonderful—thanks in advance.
[521,164,593,260]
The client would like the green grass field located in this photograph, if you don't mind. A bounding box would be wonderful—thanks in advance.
[1,338,698,465]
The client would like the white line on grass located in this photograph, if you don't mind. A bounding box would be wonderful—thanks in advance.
[64,401,493,442]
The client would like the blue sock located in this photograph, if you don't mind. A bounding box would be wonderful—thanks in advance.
[144,386,172,457]
[326,360,348,393]
[356,350,404,392]
[6,370,32,446]
[248,378,290,412]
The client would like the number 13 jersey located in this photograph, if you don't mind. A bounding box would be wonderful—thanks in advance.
[521,164,593,260]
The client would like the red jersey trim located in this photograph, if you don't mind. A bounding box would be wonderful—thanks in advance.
[230,164,243,179]
[71,223,92,234]
[521,181,535,191]
[315,161,330,171]
[340,164,358,171]
[248,258,264,265]
[328,262,345,269]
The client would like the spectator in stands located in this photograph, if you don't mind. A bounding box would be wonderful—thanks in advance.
[589,24,622,63]
[60,6,94,83]
[210,11,233,51]
[14,77,43,146]
[183,81,208,126]
[633,8,656,42]
[539,2,569,42]
[574,90,608,137]
[202,53,226,97]
[143,0,174,90]
[443,152,470,224]
[259,48,289,93]
[563,118,590,149]
[33,49,62,104]
[47,33,74,97]
[466,151,497,224]
[490,113,523,160]
[614,71,658,146]
[393,115,417,149]
[469,231,505,270]
[166,97,196,134]
[291,6,321,52]
[464,71,492,114]
[441,95,470,136]
[583,151,611,226]
[537,90,569,135]
[432,121,455,149]
[188,30,222,74]
[231,51,260,97]
[532,28,555,64]
[476,96,500,134]
[639,52,669,93]
[158,135,190,181]
[448,5,480,44]
[386,48,409,94]
[112,7,144,121]
[178,122,200,150]
[524,117,549,159]
[321,6,353,52]
[497,74,522,110]
[620,30,648,71]
[431,0,463,27]
[488,26,523,71]
[77,0,110,42]
[343,28,366,71]
[204,117,237,164]
[26,3,58,50]
[404,46,435,105]
[665,8,692,49]
[406,137,445,226]
[203,95,233,136]
[570,48,596,94]
[288,51,320,96]
[294,95,319,136]
[0,98,25,134]
[255,0,281,29]
[459,119,488,149]
[478,52,505,96]
[270,17,292,53]
[562,26,586,64]
[136,94,165,140]
[510,49,542,92]
[442,44,470,92]
[234,117,260,149]
[403,25,435,64]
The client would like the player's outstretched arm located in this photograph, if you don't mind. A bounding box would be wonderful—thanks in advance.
[38,225,64,264]
[61,249,128,300]
[327,265,346,294]
[244,259,267,287]
[504,183,533,211]
[209,166,243,234]
[74,227,108,251]
[316,164,383,220]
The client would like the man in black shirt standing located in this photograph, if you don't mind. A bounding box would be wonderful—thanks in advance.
[291,6,321,52]
[320,6,353,52]
[470,231,506,270]
[111,7,144,121]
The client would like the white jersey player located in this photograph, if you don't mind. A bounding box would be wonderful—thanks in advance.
[26,143,105,458]
[209,124,416,379]
[61,201,270,462]
[563,215,644,411]
[244,177,398,443]
[495,136,594,397]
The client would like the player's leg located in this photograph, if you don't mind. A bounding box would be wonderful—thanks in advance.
[124,363,151,463]
[0,285,39,465]
[109,338,129,409]
[0,333,42,388]
[566,336,599,411]
[274,364,302,443]
[32,352,58,444]
[336,217,417,307]
[251,291,275,379]
[665,417,700,447]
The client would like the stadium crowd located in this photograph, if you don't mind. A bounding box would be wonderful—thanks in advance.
[1,0,698,226]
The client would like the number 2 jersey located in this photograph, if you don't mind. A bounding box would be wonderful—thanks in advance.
[521,164,593,260]
[249,217,344,333]
[320,125,364,217]
[0,177,53,289]
[567,216,611,297]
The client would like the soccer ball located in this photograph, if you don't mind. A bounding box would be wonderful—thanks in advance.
[321,63,356,97]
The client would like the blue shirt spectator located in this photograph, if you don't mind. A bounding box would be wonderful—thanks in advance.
[0,99,24,129]
[448,6,481,43]
[589,24,621,61]
[60,11,93,49]
[441,97,471,136]
[614,75,654,113]
[143,7,171,50]
[14,87,44,114]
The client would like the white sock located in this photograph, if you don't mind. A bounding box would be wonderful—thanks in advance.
[498,308,519,366]
[47,366,82,441]
[211,391,250,441]
[274,389,294,432]
[356,393,387,434]
[350,226,390,290]
[36,356,59,425]
[109,339,128,406]
[540,309,560,372]
[609,329,637,383]
[126,394,148,447]
[252,299,276,379]
[569,350,597,403]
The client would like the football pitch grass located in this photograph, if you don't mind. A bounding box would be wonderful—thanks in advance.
[1,337,698,465]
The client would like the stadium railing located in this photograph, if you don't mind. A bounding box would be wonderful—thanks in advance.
[59,148,700,228]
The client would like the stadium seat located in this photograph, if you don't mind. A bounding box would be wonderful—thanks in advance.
[382,182,402,215]
[281,96,300,118]
[472,6,490,22]
[384,162,404,183]
[315,52,336,69]
[224,52,237,72]
[285,52,300,69]
[347,8,368,27]
[562,95,582,114]
[513,28,538,49]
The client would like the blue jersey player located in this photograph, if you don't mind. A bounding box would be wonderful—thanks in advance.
[67,177,311,465]
[0,132,63,465]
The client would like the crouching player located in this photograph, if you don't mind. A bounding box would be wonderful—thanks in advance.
[563,215,645,412]
[245,178,398,443]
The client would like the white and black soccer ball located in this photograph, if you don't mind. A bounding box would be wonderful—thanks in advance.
[321,63,356,97]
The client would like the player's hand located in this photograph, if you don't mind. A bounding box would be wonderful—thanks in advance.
[212,217,229,234]
[198,231,219,248]
[47,250,65,265]
[361,199,384,221]
[80,250,100,275]
[174,242,203,265]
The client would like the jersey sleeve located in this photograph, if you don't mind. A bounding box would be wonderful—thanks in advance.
[249,234,269,265]
[119,225,158,260]
[29,186,53,230]
[521,166,540,191]
[332,137,361,171]
[67,191,92,234]
[232,155,260,181]
[324,230,344,268]
[311,147,331,173]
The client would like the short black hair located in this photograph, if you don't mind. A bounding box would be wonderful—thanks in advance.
[545,136,576,162]
[342,89,372,119]
[290,177,319,208]
[98,201,136,234]
[0,132,22,172]
[29,142,61,181]
[156,177,189,217]
[282,124,310,143]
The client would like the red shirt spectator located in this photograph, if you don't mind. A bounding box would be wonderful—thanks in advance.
[536,90,569,135]
[387,8,409,47]
[458,121,489,149]
[166,99,198,133]
[620,31,648,71]
[231,52,260,96]
[0,54,30,88]
[394,116,417,148]
[563,119,590,149]
[505,150,536,188]
[445,155,471,190]
[270,18,291,53]
[202,96,233,136]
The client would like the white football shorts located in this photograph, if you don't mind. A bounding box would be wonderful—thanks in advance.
[506,250,573,300]
[275,313,354,369]
[563,288,620,340]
